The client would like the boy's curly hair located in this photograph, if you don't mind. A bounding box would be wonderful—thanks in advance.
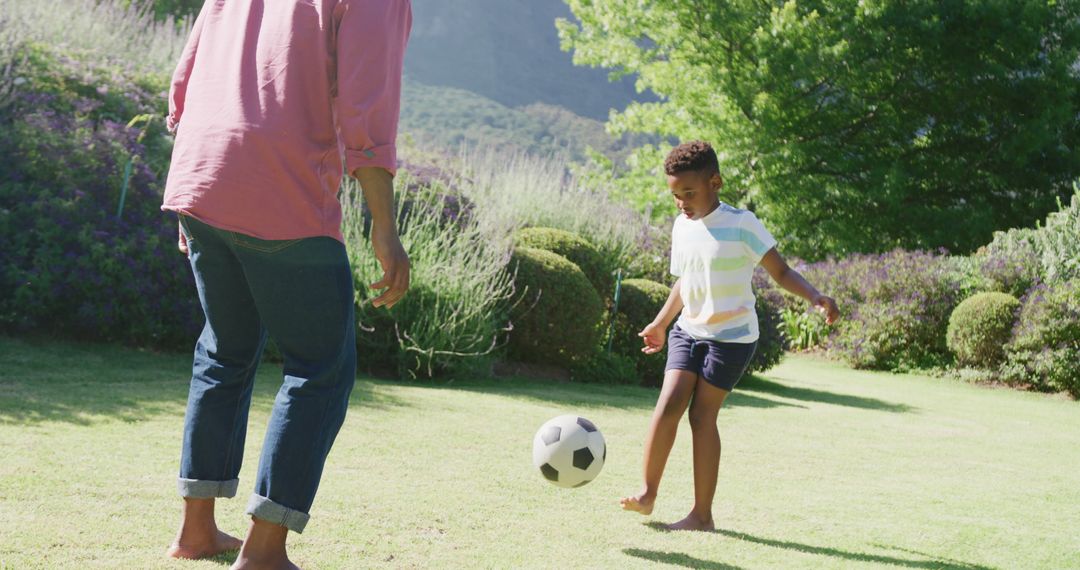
[664,141,719,176]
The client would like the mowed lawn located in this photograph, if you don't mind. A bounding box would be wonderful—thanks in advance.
[0,337,1077,570]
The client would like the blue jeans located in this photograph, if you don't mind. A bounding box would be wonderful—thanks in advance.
[176,215,356,533]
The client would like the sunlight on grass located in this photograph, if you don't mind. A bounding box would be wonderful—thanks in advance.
[0,338,1077,569]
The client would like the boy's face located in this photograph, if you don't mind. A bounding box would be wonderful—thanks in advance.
[667,169,722,220]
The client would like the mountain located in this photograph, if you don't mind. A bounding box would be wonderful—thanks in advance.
[398,80,651,162]
[404,0,652,121]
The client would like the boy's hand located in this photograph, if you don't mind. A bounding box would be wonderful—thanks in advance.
[638,321,667,354]
[813,295,840,325]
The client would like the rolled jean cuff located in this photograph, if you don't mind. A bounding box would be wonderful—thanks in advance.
[177,477,239,499]
[246,494,310,534]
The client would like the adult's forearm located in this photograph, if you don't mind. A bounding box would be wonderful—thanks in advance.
[353,167,397,232]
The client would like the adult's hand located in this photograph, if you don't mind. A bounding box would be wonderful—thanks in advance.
[368,224,409,308]
[353,166,410,309]
[178,221,188,255]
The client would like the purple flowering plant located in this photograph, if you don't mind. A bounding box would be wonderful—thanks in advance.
[0,45,200,345]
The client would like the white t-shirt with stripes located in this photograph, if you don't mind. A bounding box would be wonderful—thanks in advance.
[670,202,777,343]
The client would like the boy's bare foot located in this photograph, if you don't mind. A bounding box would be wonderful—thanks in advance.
[666,512,714,531]
[619,492,655,515]
[167,528,243,559]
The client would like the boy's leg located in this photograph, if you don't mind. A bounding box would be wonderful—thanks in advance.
[669,340,755,531]
[621,369,699,515]
[228,234,356,539]
[170,216,267,559]
[670,379,730,531]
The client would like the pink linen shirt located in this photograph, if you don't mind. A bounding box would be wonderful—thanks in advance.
[162,0,412,242]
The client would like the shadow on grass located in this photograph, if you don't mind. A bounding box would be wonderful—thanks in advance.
[0,337,411,426]
[674,527,994,570]
[623,547,743,569]
[738,374,913,413]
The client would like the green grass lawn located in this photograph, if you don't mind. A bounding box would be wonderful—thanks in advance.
[0,337,1077,569]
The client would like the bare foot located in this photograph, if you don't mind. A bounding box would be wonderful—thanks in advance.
[167,528,243,559]
[230,555,300,570]
[619,492,655,515]
[665,512,714,531]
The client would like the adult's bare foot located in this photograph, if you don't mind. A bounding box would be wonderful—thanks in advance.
[230,517,298,570]
[619,491,655,515]
[167,528,243,559]
[665,512,714,531]
[230,554,300,570]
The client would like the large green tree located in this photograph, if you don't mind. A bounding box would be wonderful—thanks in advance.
[559,0,1080,258]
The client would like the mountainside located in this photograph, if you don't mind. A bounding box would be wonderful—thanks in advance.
[399,80,651,162]
[405,0,651,121]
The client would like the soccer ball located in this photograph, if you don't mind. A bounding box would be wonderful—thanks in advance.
[532,414,606,488]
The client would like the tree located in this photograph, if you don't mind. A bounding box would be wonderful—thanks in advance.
[559,0,1080,258]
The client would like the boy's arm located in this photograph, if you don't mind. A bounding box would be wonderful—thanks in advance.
[639,278,684,354]
[759,249,839,324]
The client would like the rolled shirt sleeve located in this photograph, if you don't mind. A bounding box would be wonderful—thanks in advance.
[166,8,207,134]
[334,0,412,176]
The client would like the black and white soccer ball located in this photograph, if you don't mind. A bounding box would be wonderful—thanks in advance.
[532,414,606,488]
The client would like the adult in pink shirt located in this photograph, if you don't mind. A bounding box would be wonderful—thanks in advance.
[162,1,411,568]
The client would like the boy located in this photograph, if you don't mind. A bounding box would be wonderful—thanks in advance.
[620,141,839,531]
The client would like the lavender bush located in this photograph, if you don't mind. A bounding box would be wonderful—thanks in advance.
[0,46,199,345]
[784,249,963,370]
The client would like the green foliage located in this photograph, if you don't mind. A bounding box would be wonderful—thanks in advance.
[572,144,676,223]
[747,278,787,374]
[560,0,1080,258]
[800,250,963,370]
[3,0,188,78]
[514,227,611,299]
[609,278,670,385]
[780,307,827,352]
[453,149,650,279]
[508,247,603,368]
[979,184,1080,296]
[1003,281,1080,398]
[569,349,639,385]
[946,292,1020,369]
[343,176,517,379]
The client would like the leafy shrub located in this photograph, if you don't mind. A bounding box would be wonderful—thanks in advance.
[514,227,611,298]
[797,249,962,370]
[343,177,516,379]
[508,247,603,368]
[979,184,1080,292]
[747,271,787,374]
[1003,281,1080,397]
[569,350,639,385]
[946,292,1020,368]
[608,278,670,384]
[976,231,1041,298]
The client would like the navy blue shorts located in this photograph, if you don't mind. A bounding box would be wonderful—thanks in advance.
[665,325,757,391]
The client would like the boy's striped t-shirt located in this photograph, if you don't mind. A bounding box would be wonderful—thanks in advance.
[670,203,777,343]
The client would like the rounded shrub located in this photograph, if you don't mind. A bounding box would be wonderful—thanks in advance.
[747,279,787,374]
[609,278,671,385]
[1003,281,1080,398]
[508,247,604,368]
[514,227,612,299]
[946,292,1020,368]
